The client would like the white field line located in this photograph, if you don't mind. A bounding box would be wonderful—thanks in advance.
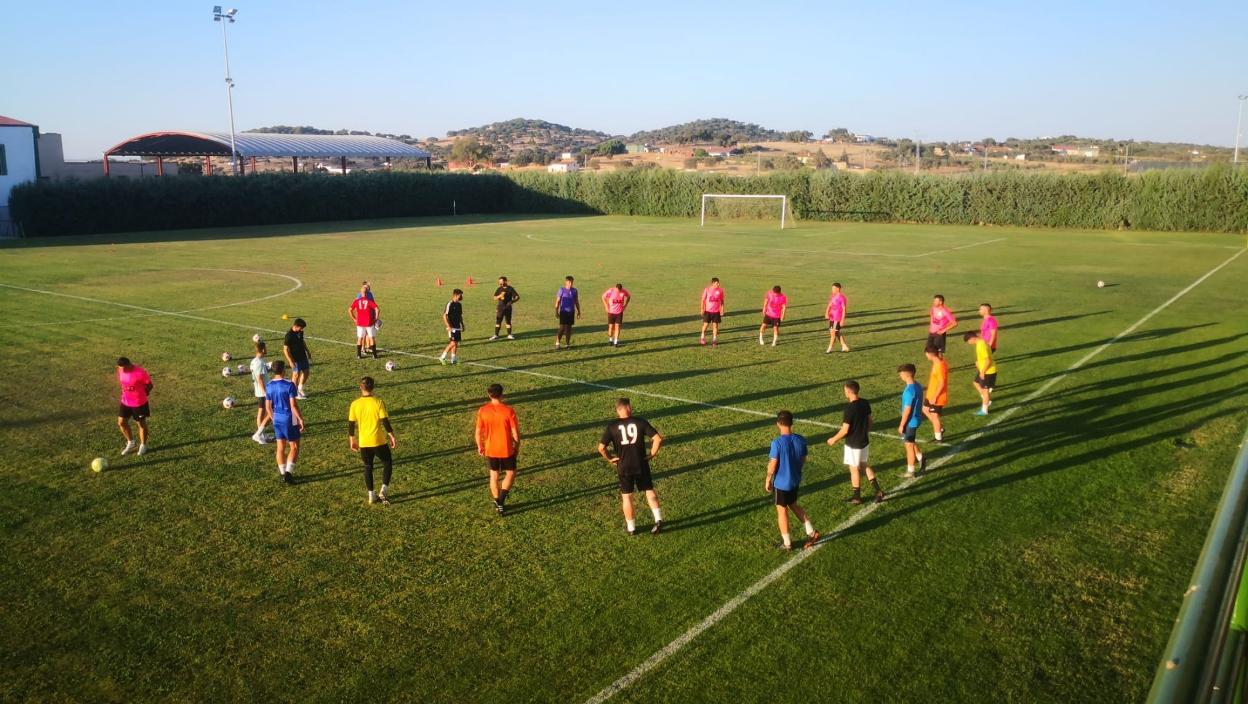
[580,245,1246,704]
[524,233,1006,259]
[0,269,302,329]
[0,277,931,446]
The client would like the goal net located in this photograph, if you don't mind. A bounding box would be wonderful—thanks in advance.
[700,194,790,229]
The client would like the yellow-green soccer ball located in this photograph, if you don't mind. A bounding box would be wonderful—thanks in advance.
[91,457,108,473]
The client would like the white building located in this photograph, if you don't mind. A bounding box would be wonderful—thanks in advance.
[547,162,579,173]
[0,115,40,234]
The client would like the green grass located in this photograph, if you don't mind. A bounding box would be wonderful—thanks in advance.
[1,215,1245,703]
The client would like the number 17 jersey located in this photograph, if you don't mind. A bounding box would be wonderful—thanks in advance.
[601,416,659,476]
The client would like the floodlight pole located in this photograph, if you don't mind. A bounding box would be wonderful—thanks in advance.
[213,6,240,176]
[1235,95,1247,166]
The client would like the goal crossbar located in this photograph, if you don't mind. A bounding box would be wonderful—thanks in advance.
[700,194,787,229]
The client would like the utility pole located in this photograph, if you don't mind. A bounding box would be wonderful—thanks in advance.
[914,139,921,175]
[213,6,240,176]
[1235,95,1247,165]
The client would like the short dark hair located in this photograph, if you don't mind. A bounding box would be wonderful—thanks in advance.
[293,318,307,328]
[270,360,286,375]
[897,363,917,375]
[963,332,978,342]
[776,410,793,427]
[565,276,574,282]
[360,376,375,392]
[832,282,842,289]
[933,294,945,304]
[498,276,508,282]
[452,288,463,296]
[116,356,131,367]
[487,383,504,399]
[845,379,861,394]
[980,303,992,311]
[615,397,631,409]
[615,283,624,290]
[772,285,782,294]
[924,344,942,356]
[255,341,267,354]
[710,277,719,283]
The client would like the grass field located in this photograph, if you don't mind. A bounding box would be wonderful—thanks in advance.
[1,215,1246,703]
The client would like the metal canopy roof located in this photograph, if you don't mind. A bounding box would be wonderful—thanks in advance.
[106,131,431,159]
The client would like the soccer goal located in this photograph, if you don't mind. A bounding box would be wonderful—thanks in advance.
[700,194,790,229]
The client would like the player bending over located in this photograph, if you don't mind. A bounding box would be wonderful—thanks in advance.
[491,276,520,341]
[699,277,726,346]
[602,283,631,347]
[349,285,380,359]
[475,383,521,515]
[758,285,787,346]
[598,398,664,535]
[554,276,581,349]
[250,341,270,444]
[826,380,885,505]
[349,376,398,505]
[897,364,926,477]
[265,360,304,485]
[440,289,465,365]
[116,356,153,456]
[964,331,997,416]
[826,282,849,353]
[766,410,820,550]
[922,344,948,442]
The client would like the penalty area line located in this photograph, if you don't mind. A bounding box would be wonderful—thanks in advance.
[579,245,1245,704]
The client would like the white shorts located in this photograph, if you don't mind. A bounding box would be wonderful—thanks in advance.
[253,388,266,399]
[843,445,870,467]
[356,325,377,339]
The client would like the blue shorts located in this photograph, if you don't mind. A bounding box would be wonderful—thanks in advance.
[292,360,310,374]
[273,416,301,441]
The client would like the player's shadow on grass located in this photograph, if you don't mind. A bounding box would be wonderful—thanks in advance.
[388,455,590,504]
[104,453,192,472]
[997,323,1219,366]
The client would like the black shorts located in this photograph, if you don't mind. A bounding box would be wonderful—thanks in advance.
[927,332,947,353]
[975,373,998,390]
[496,307,513,325]
[902,428,918,443]
[448,328,462,342]
[829,321,843,331]
[606,312,623,325]
[618,472,654,494]
[762,315,781,327]
[558,311,576,326]
[702,312,722,324]
[923,401,944,415]
[774,487,799,506]
[360,444,393,467]
[487,455,517,472]
[118,403,150,420]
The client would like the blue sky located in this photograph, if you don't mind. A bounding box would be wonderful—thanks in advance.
[3,0,1245,158]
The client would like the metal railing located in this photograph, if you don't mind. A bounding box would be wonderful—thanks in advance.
[1149,426,1248,703]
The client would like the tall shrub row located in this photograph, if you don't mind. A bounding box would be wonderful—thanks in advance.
[10,166,1247,237]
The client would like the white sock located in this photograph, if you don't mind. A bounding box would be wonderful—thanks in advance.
[451,355,457,362]
[368,490,375,501]
[907,465,915,473]
[782,532,791,548]
[804,520,815,536]
[276,464,285,476]
[917,453,924,462]
[651,507,662,522]
[626,519,636,532]
[285,461,294,474]
[439,352,446,359]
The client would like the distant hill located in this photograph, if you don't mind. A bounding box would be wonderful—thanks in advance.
[627,118,811,146]
[444,118,615,161]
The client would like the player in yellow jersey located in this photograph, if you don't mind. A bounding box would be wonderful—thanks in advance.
[348,376,398,505]
[963,332,997,416]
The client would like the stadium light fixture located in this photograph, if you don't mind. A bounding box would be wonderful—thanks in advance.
[212,6,240,176]
[1235,95,1247,165]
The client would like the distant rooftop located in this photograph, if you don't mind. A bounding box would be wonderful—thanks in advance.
[105,131,431,159]
[0,115,36,127]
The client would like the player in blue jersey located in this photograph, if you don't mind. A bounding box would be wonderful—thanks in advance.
[766,411,820,550]
[264,360,305,485]
[553,275,581,349]
[897,364,926,477]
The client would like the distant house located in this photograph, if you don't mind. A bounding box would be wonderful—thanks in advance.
[1052,144,1100,158]
[625,144,651,154]
[548,162,579,173]
[0,115,41,235]
[854,134,875,143]
[694,146,737,158]
[560,151,575,161]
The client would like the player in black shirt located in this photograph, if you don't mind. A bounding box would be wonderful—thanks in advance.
[282,318,311,399]
[826,379,886,505]
[491,276,520,341]
[598,398,665,535]
[440,289,465,365]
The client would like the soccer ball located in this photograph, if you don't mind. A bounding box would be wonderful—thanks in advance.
[236,363,248,374]
[222,396,235,409]
[222,366,233,377]
[385,361,397,371]
[265,361,273,371]
[375,319,383,329]
[252,334,262,343]
[222,352,232,362]
[1097,280,1106,288]
[91,457,108,472]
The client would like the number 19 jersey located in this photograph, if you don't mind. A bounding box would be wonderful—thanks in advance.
[601,416,659,476]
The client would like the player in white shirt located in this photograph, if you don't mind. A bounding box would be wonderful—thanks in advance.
[250,341,271,444]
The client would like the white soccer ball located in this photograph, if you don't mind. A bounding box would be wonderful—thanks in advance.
[375,319,383,329]
[236,363,248,374]
[222,366,233,377]
[91,457,108,473]
[222,396,235,409]
[1097,280,1106,288]
[252,334,262,343]
[265,361,273,371]
[221,352,232,362]
[385,360,397,371]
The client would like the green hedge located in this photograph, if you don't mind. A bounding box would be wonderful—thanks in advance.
[10,166,1247,236]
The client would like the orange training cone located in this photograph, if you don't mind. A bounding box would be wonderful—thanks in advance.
[467,276,475,286]
[436,276,443,287]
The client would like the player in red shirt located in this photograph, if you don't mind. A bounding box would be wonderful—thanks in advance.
[348,286,380,359]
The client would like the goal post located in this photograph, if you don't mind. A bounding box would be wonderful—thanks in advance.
[700,194,789,229]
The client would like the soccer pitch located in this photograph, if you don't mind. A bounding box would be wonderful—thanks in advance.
[1,215,1246,703]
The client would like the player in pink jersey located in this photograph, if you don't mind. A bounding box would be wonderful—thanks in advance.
[602,283,631,347]
[927,294,958,354]
[979,303,998,351]
[825,282,850,353]
[699,277,726,346]
[115,356,153,456]
[758,285,788,346]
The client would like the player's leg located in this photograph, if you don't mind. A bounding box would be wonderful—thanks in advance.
[700,318,709,343]
[503,308,514,338]
[791,503,819,547]
[827,323,836,353]
[759,320,766,345]
[449,335,459,363]
[368,329,378,358]
[621,484,636,535]
[356,328,365,358]
[361,447,376,503]
[284,439,300,480]
[863,463,885,502]
[847,463,862,503]
[496,461,516,514]
[135,416,149,449]
[489,468,501,501]
[274,438,289,478]
[974,380,990,414]
[770,321,779,346]
[377,445,393,503]
[117,411,134,453]
[775,503,791,548]
[492,311,503,340]
[838,323,849,352]
[923,404,944,441]
[639,476,661,532]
